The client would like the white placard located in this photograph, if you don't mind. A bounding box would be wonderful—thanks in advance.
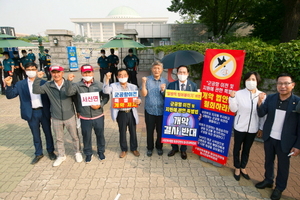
[80,92,100,106]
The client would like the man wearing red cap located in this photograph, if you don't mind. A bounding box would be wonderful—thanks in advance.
[33,65,83,166]
[65,64,109,163]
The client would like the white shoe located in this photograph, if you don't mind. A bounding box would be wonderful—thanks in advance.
[75,153,83,163]
[53,155,66,167]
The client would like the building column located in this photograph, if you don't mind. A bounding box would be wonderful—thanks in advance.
[87,23,91,38]
[100,23,103,42]
[112,22,116,37]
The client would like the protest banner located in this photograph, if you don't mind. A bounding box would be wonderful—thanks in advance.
[193,49,245,165]
[80,92,100,106]
[162,89,201,146]
[112,91,138,109]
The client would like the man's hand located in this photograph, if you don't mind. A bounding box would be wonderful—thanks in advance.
[258,93,266,106]
[142,77,147,85]
[160,84,166,92]
[257,130,263,138]
[90,105,101,110]
[290,148,300,156]
[134,99,141,105]
[68,73,75,81]
[106,72,112,80]
[37,71,45,78]
[230,91,236,98]
[4,76,12,86]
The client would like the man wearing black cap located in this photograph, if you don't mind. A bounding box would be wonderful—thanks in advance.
[108,48,119,83]
[97,49,109,83]
[27,49,36,63]
[65,64,109,163]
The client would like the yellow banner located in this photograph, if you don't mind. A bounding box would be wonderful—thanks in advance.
[165,89,202,100]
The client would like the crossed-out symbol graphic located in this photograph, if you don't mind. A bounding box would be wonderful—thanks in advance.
[210,53,237,80]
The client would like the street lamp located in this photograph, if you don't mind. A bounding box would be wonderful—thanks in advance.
[53,37,58,45]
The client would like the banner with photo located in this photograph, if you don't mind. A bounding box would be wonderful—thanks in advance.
[193,49,245,165]
[162,90,202,146]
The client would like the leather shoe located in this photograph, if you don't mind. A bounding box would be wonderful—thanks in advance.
[181,151,187,160]
[132,150,140,157]
[119,151,127,158]
[233,173,240,181]
[147,150,152,157]
[168,150,179,157]
[241,171,250,180]
[157,149,163,156]
[48,152,57,160]
[255,180,273,189]
[31,155,44,165]
[270,188,282,200]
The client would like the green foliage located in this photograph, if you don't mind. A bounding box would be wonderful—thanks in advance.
[18,35,49,42]
[73,35,93,42]
[154,38,300,92]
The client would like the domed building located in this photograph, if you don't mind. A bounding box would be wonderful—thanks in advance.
[70,6,170,45]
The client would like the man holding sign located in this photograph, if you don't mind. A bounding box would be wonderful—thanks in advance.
[167,65,198,160]
[65,65,109,163]
[103,69,141,158]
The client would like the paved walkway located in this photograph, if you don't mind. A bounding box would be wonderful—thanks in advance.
[0,69,299,200]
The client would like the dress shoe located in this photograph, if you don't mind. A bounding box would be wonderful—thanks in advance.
[31,155,44,165]
[119,151,127,158]
[48,152,57,160]
[132,150,140,157]
[157,149,163,156]
[255,180,273,189]
[167,150,179,157]
[233,169,240,181]
[241,171,250,180]
[270,188,282,200]
[147,150,153,157]
[181,151,187,160]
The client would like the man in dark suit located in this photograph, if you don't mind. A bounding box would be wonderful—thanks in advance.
[5,62,56,165]
[256,73,300,200]
[167,65,198,160]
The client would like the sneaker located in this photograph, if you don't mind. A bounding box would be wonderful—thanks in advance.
[75,153,83,163]
[85,155,93,163]
[99,152,105,160]
[53,155,66,167]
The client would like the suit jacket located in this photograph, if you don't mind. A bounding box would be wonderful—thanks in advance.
[257,93,300,153]
[167,80,198,92]
[6,78,51,121]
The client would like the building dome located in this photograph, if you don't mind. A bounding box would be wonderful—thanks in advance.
[107,6,141,18]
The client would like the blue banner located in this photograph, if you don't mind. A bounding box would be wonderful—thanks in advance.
[67,46,79,71]
[162,90,201,146]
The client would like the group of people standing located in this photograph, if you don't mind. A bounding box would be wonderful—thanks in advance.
[229,71,300,200]
[3,48,300,200]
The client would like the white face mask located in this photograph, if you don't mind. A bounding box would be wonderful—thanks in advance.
[26,71,36,78]
[82,76,93,82]
[22,53,27,56]
[177,74,188,82]
[118,77,128,83]
[245,80,257,91]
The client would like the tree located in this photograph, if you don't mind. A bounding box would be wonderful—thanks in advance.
[168,0,257,36]
[176,13,200,24]
[281,0,300,42]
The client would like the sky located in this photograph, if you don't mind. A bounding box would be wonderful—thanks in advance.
[0,0,181,36]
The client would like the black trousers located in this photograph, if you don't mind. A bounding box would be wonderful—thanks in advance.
[116,110,138,151]
[145,110,163,150]
[264,137,290,191]
[233,129,256,169]
[100,68,110,83]
[110,66,118,83]
[44,67,51,81]
[127,70,138,86]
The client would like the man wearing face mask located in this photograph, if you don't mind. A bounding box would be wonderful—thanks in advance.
[20,50,32,79]
[27,49,36,63]
[65,64,109,163]
[108,48,119,83]
[123,48,139,86]
[97,49,109,83]
[103,69,142,158]
[12,51,23,83]
[166,65,198,160]
[4,62,56,165]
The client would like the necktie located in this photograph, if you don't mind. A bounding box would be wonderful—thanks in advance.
[181,83,185,91]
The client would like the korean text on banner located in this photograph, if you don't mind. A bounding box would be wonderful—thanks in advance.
[193,49,245,165]
[162,90,202,146]
[67,46,79,71]
[112,91,138,109]
[80,92,100,106]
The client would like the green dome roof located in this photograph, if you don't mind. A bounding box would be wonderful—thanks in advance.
[107,6,141,18]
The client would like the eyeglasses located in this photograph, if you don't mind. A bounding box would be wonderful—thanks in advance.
[276,82,293,86]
